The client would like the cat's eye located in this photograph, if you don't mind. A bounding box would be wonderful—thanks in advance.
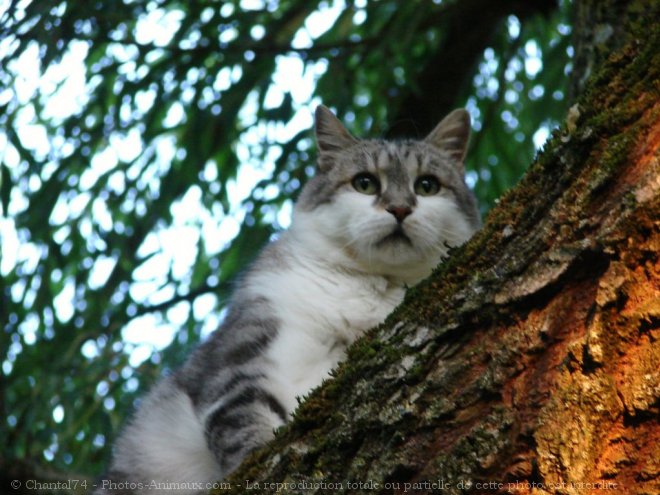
[352,173,380,195]
[414,176,441,196]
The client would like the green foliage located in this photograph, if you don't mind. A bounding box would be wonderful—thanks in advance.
[0,0,571,479]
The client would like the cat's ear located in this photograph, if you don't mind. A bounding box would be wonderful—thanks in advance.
[315,105,358,154]
[424,109,471,165]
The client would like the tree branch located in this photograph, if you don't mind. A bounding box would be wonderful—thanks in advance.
[387,0,557,137]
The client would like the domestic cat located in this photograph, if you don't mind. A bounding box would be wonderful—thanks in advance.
[96,105,480,494]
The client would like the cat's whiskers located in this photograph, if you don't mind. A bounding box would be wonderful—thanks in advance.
[411,220,463,245]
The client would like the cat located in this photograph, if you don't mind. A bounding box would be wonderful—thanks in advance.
[96,105,481,494]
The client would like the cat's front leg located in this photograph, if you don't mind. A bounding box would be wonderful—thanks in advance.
[203,385,288,475]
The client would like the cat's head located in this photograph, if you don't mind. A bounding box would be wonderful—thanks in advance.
[293,105,481,283]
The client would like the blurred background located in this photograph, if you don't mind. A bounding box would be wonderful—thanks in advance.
[1,0,572,482]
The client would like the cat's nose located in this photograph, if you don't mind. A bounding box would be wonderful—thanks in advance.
[386,205,412,223]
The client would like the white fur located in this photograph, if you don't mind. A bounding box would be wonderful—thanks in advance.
[112,378,220,493]
[258,231,406,412]
[249,194,472,414]
[296,188,473,284]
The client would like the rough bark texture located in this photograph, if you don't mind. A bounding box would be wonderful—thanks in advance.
[223,2,660,494]
[570,0,630,100]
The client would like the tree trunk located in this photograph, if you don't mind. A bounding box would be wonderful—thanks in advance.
[223,2,660,494]
[386,0,556,138]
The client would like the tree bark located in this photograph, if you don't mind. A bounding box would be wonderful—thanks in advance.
[223,2,660,494]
